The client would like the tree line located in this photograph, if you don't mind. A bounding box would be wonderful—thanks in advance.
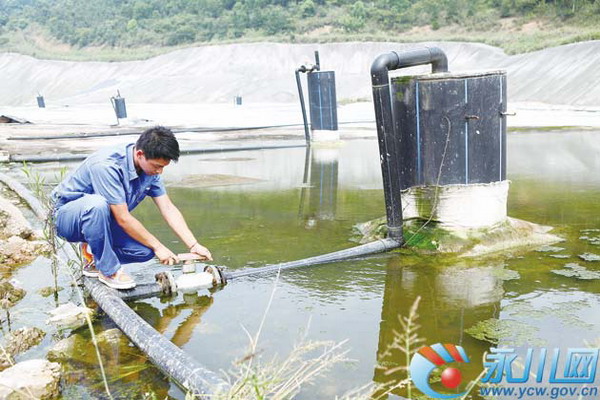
[1,0,599,47]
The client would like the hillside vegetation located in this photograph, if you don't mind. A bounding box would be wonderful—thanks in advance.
[1,0,600,60]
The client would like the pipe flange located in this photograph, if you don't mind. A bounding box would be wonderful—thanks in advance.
[155,271,177,295]
[204,265,227,286]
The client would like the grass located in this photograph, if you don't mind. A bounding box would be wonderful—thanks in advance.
[22,164,115,399]
[202,292,426,399]
[2,17,600,62]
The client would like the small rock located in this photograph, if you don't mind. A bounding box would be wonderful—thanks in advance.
[0,197,34,239]
[46,302,94,330]
[96,328,124,345]
[0,279,26,309]
[0,359,61,399]
[0,327,46,370]
[37,286,64,297]
[47,334,84,361]
[0,236,51,265]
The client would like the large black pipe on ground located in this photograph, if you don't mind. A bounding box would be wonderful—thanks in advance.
[370,47,448,243]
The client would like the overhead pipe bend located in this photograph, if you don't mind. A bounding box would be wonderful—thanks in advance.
[370,46,448,86]
[370,46,448,243]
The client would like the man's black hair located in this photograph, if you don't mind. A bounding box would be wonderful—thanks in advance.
[136,126,180,162]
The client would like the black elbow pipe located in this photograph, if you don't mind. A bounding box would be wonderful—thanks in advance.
[370,47,448,243]
[370,47,448,86]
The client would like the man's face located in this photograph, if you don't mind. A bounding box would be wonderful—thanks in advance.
[136,150,170,175]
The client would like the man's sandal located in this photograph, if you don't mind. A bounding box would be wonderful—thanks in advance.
[99,268,136,290]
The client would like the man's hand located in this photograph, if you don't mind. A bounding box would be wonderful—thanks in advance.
[155,244,180,266]
[189,242,213,261]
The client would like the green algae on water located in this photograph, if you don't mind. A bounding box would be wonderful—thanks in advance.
[536,245,565,253]
[579,253,600,262]
[465,318,543,346]
[552,263,600,280]
[492,267,520,281]
[549,254,570,259]
[504,298,593,329]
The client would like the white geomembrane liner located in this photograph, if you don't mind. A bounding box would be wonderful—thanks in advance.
[401,180,509,229]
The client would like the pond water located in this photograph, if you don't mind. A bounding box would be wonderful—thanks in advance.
[7,129,600,399]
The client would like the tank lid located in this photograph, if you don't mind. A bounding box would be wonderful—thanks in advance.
[391,69,506,83]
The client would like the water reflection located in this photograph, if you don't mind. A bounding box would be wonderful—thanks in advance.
[59,313,172,399]
[13,130,600,399]
[299,146,340,227]
[135,292,215,348]
[373,255,505,398]
[508,130,600,184]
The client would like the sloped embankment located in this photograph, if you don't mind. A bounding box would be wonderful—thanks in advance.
[0,41,599,107]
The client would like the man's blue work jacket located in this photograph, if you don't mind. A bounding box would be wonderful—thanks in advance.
[52,143,166,211]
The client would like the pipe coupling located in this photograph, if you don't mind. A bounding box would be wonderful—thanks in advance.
[204,265,227,286]
[155,271,177,295]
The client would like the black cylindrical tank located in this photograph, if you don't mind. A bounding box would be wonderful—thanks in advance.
[307,71,338,131]
[36,95,45,108]
[112,96,127,119]
[391,71,507,190]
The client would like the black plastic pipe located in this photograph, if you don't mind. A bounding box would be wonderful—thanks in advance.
[7,124,306,141]
[370,47,448,242]
[118,238,402,301]
[111,281,169,301]
[7,121,374,142]
[84,278,226,396]
[0,172,228,397]
[0,172,47,220]
[295,67,312,143]
[370,47,448,86]
[224,238,401,280]
[7,143,307,163]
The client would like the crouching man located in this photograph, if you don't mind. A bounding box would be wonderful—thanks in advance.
[52,126,212,290]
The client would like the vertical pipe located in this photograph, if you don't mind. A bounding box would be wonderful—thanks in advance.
[372,75,404,242]
[314,51,321,71]
[370,47,449,243]
[295,69,312,144]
